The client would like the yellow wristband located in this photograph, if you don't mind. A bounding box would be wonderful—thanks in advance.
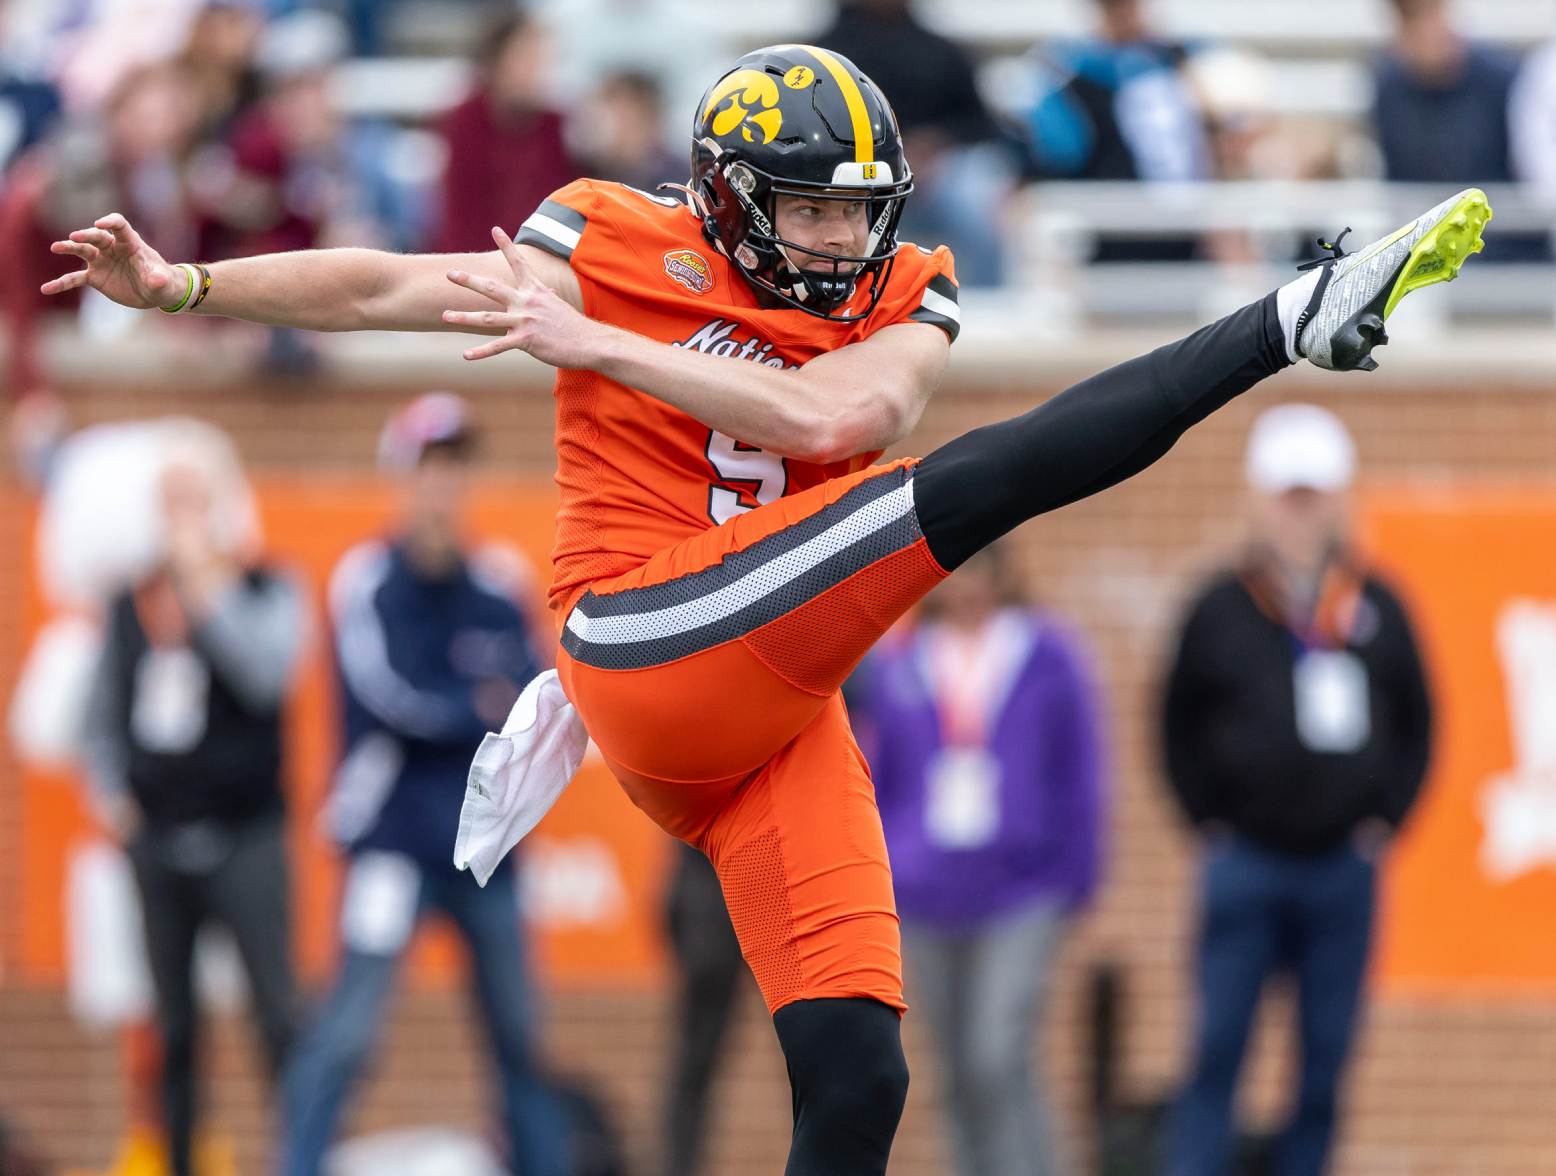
[188,264,213,311]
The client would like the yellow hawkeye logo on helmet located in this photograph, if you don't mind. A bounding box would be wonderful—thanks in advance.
[703,68,783,145]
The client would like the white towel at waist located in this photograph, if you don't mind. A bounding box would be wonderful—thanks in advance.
[453,669,589,886]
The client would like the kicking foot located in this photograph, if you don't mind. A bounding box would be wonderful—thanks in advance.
[1287,188,1492,372]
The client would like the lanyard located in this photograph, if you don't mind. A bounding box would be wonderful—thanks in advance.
[918,611,1033,748]
[1242,558,1363,655]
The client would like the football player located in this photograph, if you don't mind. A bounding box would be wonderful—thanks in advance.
[45,45,1489,1175]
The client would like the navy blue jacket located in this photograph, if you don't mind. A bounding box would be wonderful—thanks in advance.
[1373,41,1519,185]
[325,540,543,870]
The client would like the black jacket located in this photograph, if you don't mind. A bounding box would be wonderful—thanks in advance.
[1161,565,1433,854]
[89,566,302,828]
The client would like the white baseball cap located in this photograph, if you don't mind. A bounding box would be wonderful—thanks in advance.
[1244,403,1356,493]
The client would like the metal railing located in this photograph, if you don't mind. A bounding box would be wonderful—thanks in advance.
[1011,181,1556,326]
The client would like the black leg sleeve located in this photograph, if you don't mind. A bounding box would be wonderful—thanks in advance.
[774,997,909,1176]
[915,293,1291,570]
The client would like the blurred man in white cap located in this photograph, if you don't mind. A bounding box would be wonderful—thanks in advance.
[1159,403,1433,1176]
[280,392,566,1176]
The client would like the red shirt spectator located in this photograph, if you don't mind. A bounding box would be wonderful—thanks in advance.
[434,11,580,253]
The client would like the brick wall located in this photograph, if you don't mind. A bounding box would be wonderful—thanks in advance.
[4,353,1556,1175]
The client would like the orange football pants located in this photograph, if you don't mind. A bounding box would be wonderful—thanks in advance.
[555,459,946,1014]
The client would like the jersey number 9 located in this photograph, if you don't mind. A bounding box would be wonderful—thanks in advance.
[706,430,788,525]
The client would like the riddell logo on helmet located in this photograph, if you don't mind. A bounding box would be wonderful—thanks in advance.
[664,250,714,295]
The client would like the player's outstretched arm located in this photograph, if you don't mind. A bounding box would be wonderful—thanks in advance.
[445,227,948,464]
[41,213,581,333]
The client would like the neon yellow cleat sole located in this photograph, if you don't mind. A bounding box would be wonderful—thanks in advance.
[1382,187,1491,318]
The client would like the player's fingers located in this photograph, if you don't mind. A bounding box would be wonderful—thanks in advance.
[462,336,522,362]
[70,227,116,249]
[41,270,90,296]
[51,240,100,263]
[95,212,146,252]
[441,308,511,331]
[446,267,515,306]
[490,226,534,284]
[94,212,131,241]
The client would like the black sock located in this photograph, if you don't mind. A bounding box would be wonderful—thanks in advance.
[915,292,1291,570]
[773,997,909,1176]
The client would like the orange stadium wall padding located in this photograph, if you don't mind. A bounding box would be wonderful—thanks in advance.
[1362,488,1556,996]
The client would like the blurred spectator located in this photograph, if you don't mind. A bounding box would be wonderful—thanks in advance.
[0,62,201,395]
[197,10,377,259]
[659,841,747,1176]
[1510,39,1556,196]
[857,544,1106,1176]
[817,0,1016,285]
[280,393,566,1176]
[1017,0,1211,183]
[1372,0,1518,184]
[1181,47,1345,187]
[1371,0,1548,259]
[178,0,266,142]
[0,37,61,174]
[572,71,684,194]
[1014,0,1211,261]
[194,9,416,368]
[79,428,306,1176]
[1161,404,1433,1176]
[51,0,206,113]
[533,0,726,148]
[1181,48,1327,273]
[434,10,579,254]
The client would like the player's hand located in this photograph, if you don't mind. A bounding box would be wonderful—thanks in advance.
[41,213,184,309]
[443,227,608,368]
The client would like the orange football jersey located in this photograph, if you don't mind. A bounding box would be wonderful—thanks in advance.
[514,179,960,617]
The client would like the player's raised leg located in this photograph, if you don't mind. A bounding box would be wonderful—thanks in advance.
[915,188,1491,569]
[563,190,1493,783]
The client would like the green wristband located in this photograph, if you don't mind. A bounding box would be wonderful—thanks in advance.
[158,264,196,314]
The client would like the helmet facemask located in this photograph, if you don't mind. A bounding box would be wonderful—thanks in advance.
[696,140,913,321]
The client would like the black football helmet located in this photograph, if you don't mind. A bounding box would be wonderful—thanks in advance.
[687,45,913,319]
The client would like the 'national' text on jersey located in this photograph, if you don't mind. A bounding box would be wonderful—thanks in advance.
[671,318,801,369]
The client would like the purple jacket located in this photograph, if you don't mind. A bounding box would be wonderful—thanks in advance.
[854,610,1106,926]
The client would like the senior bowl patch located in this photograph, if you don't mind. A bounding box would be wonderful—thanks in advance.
[663,249,714,295]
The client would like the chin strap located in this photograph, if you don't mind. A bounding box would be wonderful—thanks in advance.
[656,181,709,219]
